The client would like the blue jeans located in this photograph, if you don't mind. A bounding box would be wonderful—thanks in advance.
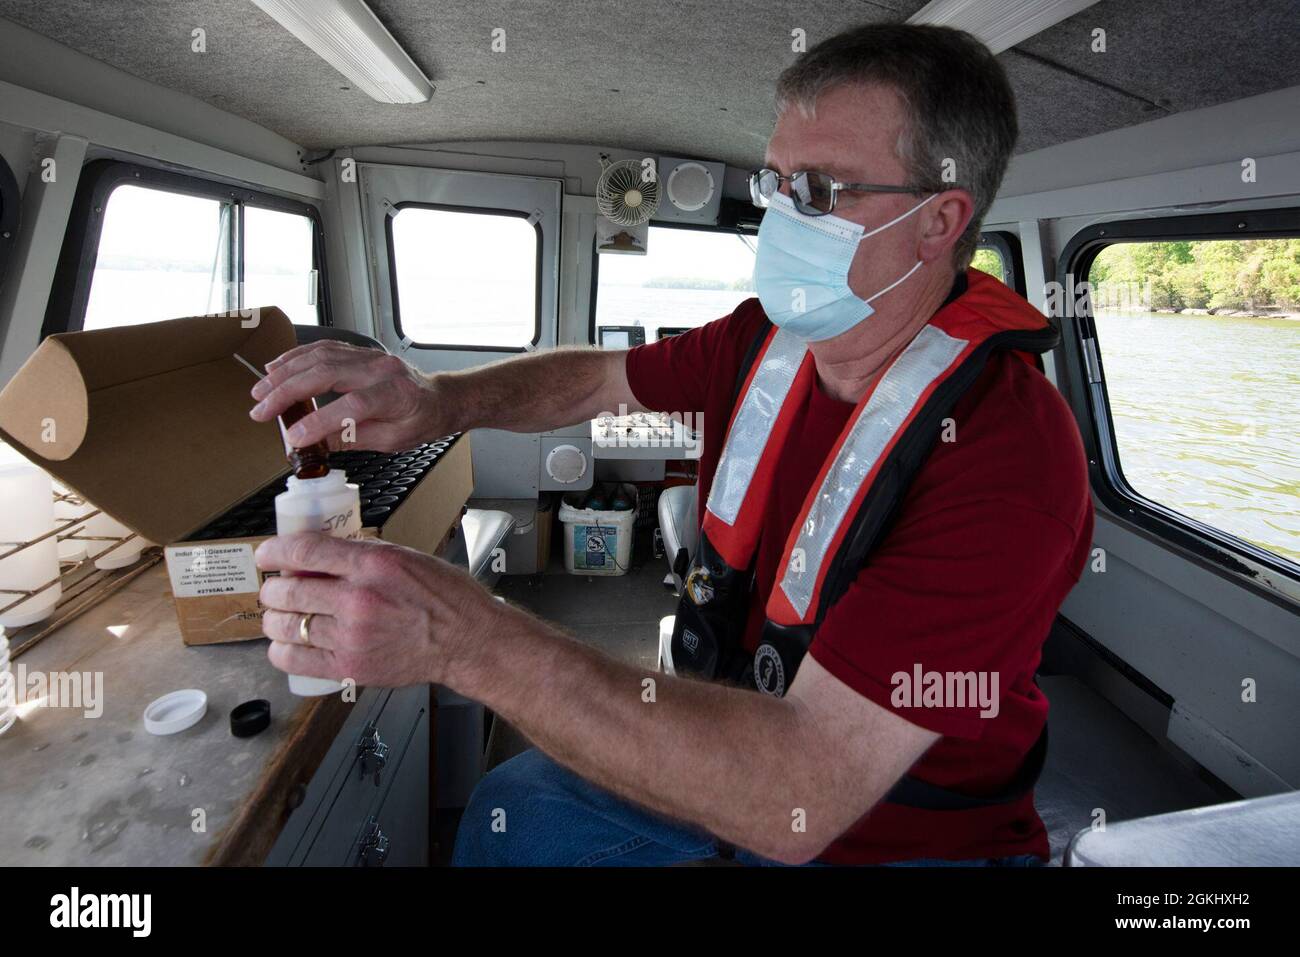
[452,749,1045,867]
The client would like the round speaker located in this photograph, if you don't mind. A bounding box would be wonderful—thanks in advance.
[666,162,715,213]
[545,444,588,485]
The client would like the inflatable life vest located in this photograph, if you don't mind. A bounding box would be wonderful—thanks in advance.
[670,269,1056,810]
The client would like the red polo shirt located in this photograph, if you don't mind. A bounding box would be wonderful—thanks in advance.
[625,281,1093,864]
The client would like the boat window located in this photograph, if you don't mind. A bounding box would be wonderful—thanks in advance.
[971,243,1008,284]
[389,205,540,350]
[46,161,328,336]
[1087,237,1300,566]
[83,184,231,331]
[243,205,321,327]
[591,225,757,342]
[84,186,327,332]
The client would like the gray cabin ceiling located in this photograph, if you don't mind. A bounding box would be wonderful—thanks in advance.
[0,0,1296,168]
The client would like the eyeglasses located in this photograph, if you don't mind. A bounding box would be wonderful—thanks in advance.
[749,168,933,216]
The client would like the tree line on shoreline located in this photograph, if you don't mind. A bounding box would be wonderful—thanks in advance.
[636,238,1300,315]
[1090,239,1300,313]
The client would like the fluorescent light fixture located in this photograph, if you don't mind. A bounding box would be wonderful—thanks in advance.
[250,0,433,103]
[908,0,1103,54]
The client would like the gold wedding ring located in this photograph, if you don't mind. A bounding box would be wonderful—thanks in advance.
[298,612,316,647]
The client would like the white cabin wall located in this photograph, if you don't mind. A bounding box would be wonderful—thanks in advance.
[984,84,1300,796]
[333,142,744,350]
[0,121,34,197]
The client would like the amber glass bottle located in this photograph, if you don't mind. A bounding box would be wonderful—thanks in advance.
[276,398,331,478]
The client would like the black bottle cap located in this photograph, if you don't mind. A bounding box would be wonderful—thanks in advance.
[230,699,271,738]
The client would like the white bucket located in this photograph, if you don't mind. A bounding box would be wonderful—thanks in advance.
[558,484,637,577]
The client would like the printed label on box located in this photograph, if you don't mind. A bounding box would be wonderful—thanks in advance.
[165,543,260,598]
[574,524,616,569]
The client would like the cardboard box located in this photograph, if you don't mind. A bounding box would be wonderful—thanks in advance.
[0,307,473,644]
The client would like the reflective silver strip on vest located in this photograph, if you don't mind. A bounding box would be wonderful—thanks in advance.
[779,325,968,618]
[706,328,807,525]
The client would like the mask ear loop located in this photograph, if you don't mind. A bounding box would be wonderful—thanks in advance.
[863,258,926,305]
[858,193,937,305]
[858,192,936,239]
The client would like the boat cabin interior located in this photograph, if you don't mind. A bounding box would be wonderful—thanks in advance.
[0,0,1297,878]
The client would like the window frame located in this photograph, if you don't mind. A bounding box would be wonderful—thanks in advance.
[975,230,1025,296]
[43,159,331,337]
[1058,206,1300,587]
[587,207,760,344]
[383,200,543,353]
[0,153,18,290]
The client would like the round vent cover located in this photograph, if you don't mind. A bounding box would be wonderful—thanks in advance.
[666,162,715,212]
[546,444,588,485]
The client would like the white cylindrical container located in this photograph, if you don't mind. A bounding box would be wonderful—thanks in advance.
[82,507,147,570]
[0,462,61,628]
[274,469,362,697]
[0,628,15,738]
[52,481,90,562]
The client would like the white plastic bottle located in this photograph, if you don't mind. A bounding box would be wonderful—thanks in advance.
[273,469,362,696]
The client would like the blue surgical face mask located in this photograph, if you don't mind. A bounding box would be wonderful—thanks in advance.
[753,191,936,342]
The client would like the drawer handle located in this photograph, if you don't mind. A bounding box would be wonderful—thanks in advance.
[358,816,390,867]
[356,721,390,786]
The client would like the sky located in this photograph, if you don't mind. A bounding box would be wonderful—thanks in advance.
[597,226,756,286]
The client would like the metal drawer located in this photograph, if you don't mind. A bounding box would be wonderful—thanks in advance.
[348,706,430,867]
[266,685,429,866]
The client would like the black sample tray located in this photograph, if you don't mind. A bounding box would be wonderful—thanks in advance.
[187,433,465,540]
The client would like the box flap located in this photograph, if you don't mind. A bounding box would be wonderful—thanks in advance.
[0,308,298,544]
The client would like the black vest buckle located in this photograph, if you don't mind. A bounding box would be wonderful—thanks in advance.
[670,535,752,684]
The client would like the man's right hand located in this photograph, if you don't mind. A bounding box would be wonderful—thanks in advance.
[249,341,447,452]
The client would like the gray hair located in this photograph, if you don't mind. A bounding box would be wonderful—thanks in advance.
[775,24,1019,269]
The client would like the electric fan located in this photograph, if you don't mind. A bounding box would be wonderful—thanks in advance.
[596,155,660,226]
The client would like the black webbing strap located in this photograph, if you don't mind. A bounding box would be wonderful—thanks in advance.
[729,318,774,411]
[883,723,1049,811]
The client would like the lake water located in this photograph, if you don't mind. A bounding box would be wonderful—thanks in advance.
[1094,310,1300,564]
[595,284,754,339]
[83,268,319,329]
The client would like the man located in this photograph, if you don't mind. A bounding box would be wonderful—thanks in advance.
[248,24,1092,866]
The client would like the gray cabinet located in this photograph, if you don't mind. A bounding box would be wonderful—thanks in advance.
[266,685,430,866]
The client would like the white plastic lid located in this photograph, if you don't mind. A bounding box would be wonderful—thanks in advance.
[142,688,208,736]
